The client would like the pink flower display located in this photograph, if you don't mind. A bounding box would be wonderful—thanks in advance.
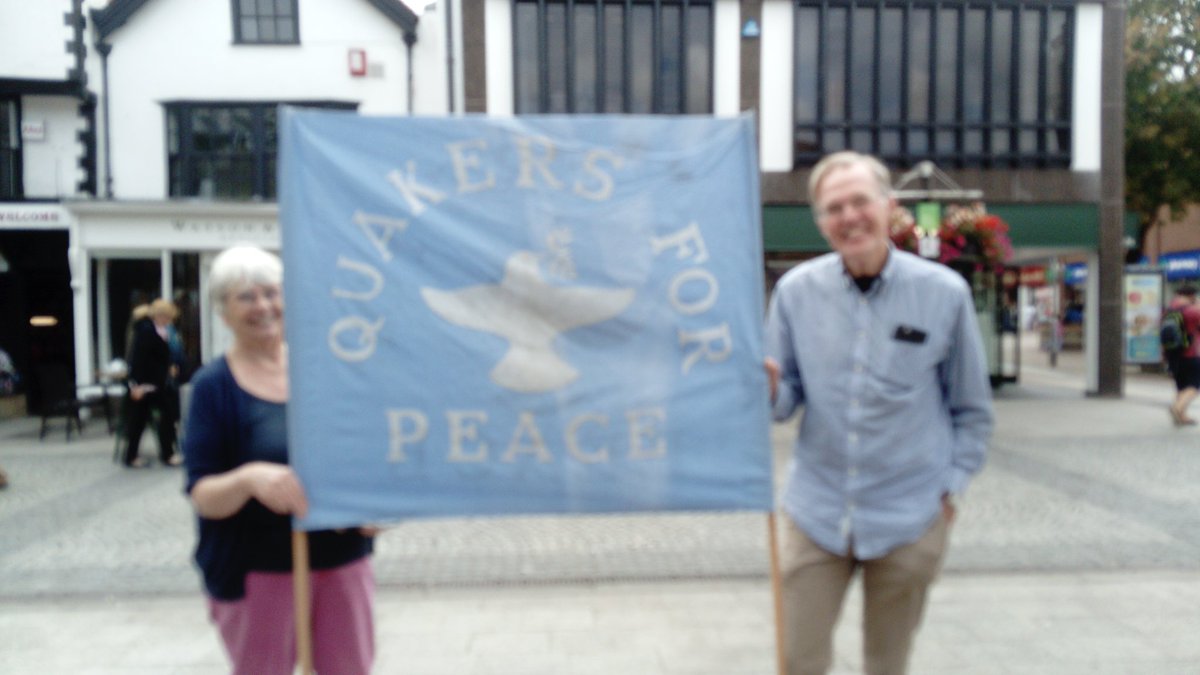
[889,203,1012,272]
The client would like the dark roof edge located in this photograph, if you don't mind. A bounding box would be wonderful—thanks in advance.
[93,0,417,42]
[364,0,420,41]
[90,0,153,41]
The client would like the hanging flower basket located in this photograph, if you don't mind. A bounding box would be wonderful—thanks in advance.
[888,205,921,255]
[890,202,1012,272]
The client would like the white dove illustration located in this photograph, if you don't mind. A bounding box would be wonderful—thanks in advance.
[421,250,635,393]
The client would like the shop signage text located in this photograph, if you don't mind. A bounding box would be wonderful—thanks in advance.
[0,207,65,225]
[171,219,276,239]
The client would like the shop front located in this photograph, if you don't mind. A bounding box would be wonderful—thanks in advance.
[0,203,74,418]
[66,200,279,389]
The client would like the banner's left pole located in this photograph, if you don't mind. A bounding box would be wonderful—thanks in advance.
[292,530,314,674]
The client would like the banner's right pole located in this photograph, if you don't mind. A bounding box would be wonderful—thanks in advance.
[767,513,786,675]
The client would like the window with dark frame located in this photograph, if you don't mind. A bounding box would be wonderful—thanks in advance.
[232,0,299,45]
[0,98,20,200]
[165,102,354,201]
[513,0,714,114]
[794,0,1074,169]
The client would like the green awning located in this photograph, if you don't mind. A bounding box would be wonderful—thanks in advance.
[763,205,824,253]
[987,203,1098,249]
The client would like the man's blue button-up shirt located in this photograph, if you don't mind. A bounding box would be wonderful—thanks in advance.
[766,250,993,560]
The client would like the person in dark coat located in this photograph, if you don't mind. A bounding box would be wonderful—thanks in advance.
[123,298,181,467]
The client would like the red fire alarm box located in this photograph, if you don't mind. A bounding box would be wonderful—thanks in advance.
[348,49,367,77]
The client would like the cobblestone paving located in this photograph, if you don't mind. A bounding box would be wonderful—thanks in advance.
[3,366,1199,600]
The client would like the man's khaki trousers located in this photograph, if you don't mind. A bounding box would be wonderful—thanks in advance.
[779,513,950,675]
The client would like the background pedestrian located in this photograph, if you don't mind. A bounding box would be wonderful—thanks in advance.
[1164,285,1200,425]
[123,298,181,467]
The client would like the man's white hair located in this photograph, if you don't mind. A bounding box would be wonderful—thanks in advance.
[808,151,893,207]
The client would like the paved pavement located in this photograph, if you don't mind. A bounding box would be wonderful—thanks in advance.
[2,337,1199,673]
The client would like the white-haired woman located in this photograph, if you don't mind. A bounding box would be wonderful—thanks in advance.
[183,244,375,674]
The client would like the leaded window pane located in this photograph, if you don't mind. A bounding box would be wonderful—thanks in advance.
[992,129,1011,155]
[233,0,297,44]
[935,9,958,122]
[0,99,19,199]
[1046,10,1069,121]
[685,6,711,113]
[240,18,258,42]
[1020,129,1037,153]
[880,131,900,156]
[793,0,1072,168]
[824,8,847,121]
[796,130,819,155]
[574,4,599,113]
[965,130,983,155]
[513,0,713,115]
[849,8,874,123]
[265,157,277,200]
[660,5,683,114]
[602,5,624,112]
[515,3,540,114]
[1018,10,1041,123]
[166,102,351,201]
[937,129,956,154]
[878,9,903,123]
[907,10,931,123]
[795,8,820,124]
[991,9,1013,123]
[166,110,180,154]
[277,18,296,42]
[963,10,986,124]
[629,5,654,114]
[547,3,569,112]
[909,130,928,154]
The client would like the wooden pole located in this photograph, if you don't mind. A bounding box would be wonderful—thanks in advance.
[767,513,786,675]
[292,530,314,675]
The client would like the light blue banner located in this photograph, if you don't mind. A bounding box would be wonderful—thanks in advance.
[279,110,771,530]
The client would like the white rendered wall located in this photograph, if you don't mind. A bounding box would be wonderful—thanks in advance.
[408,1,453,116]
[0,0,76,79]
[712,0,740,118]
[447,0,466,114]
[1072,5,1102,173]
[759,0,793,173]
[99,0,420,199]
[20,96,85,198]
[485,0,514,115]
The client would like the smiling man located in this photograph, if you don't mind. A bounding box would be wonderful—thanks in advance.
[764,151,994,674]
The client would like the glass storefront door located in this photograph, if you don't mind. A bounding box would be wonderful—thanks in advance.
[170,253,201,381]
[96,258,160,368]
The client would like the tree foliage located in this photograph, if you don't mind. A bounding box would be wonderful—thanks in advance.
[1126,0,1200,253]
